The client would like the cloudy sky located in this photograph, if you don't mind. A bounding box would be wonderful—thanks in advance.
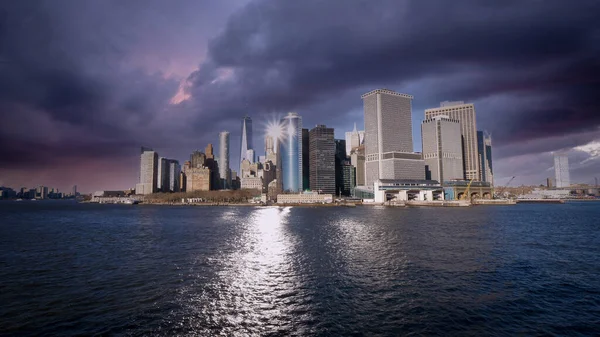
[1,0,598,192]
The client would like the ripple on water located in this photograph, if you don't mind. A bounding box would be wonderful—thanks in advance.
[0,202,599,335]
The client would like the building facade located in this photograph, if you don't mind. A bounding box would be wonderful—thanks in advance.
[277,192,333,204]
[239,115,254,172]
[554,152,570,188]
[136,147,158,195]
[302,128,310,191]
[169,160,181,192]
[309,125,335,194]
[350,145,366,186]
[341,163,356,196]
[334,139,348,196]
[477,131,494,184]
[280,112,303,192]
[362,89,424,187]
[241,177,263,191]
[345,123,364,156]
[421,116,464,183]
[219,131,231,189]
[425,101,479,180]
[185,166,211,192]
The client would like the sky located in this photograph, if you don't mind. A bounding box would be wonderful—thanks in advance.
[1,0,599,193]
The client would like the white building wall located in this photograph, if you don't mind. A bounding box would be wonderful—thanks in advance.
[554,153,570,188]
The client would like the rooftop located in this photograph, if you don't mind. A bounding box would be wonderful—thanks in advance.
[361,89,414,99]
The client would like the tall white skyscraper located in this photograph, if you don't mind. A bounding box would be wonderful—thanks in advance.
[421,116,464,183]
[136,147,158,195]
[363,89,424,187]
[344,123,365,156]
[219,131,231,189]
[554,152,570,188]
[425,101,479,180]
[240,116,253,172]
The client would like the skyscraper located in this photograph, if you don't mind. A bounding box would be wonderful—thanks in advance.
[422,116,464,183]
[554,152,570,188]
[425,101,479,180]
[136,147,158,195]
[350,145,365,186]
[72,185,77,196]
[169,160,180,192]
[219,131,231,189]
[280,112,303,192]
[363,89,424,187]
[334,139,347,195]
[157,157,170,192]
[309,125,335,194]
[204,143,220,190]
[345,123,365,156]
[240,115,254,172]
[302,128,310,190]
[477,131,494,184]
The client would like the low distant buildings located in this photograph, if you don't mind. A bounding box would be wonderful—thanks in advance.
[277,192,333,204]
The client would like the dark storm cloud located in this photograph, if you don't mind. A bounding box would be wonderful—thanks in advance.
[0,0,243,172]
[188,0,599,147]
[1,0,599,189]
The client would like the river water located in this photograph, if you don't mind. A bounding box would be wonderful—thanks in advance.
[1,201,598,336]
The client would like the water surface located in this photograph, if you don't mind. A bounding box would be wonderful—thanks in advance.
[1,201,599,335]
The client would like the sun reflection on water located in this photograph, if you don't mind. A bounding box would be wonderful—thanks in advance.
[182,206,311,334]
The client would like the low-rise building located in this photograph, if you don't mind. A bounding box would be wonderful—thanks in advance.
[241,177,263,191]
[277,192,333,204]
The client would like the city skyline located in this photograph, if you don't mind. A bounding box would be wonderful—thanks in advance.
[1,1,599,192]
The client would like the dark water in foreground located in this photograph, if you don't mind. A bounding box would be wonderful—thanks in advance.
[0,201,599,336]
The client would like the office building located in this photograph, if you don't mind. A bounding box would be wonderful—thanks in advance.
[363,89,424,187]
[219,131,231,189]
[262,160,277,193]
[157,157,170,192]
[477,131,494,184]
[190,150,206,168]
[546,177,554,188]
[425,101,479,180]
[72,185,77,196]
[345,123,365,156]
[421,116,464,183]
[240,115,254,172]
[277,192,333,204]
[241,177,263,191]
[136,147,158,195]
[204,143,220,190]
[554,152,570,188]
[169,160,181,192]
[280,112,303,192]
[341,163,355,196]
[335,139,348,195]
[184,160,211,192]
[308,125,335,194]
[302,128,310,190]
[350,145,366,186]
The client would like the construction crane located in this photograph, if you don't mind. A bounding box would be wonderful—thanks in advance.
[495,176,516,197]
[460,179,475,201]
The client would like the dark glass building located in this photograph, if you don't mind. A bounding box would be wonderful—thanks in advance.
[335,139,350,196]
[302,128,310,191]
[309,125,335,194]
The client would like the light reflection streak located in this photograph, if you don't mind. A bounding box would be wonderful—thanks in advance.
[183,206,309,334]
